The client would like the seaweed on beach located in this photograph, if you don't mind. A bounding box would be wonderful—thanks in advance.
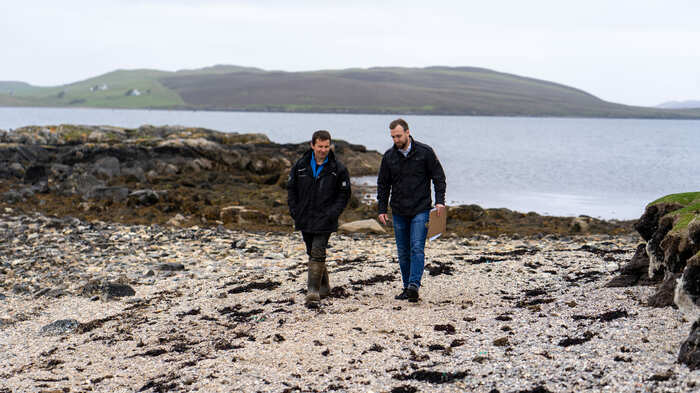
[426,260,454,276]
[563,271,604,284]
[218,304,264,322]
[226,280,281,294]
[349,274,395,286]
[577,245,629,257]
[558,331,596,347]
[393,369,470,384]
[572,309,629,322]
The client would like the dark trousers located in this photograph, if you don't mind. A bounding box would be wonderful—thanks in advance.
[302,232,331,261]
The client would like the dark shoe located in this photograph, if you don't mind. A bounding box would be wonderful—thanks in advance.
[394,288,409,300]
[305,261,323,305]
[406,284,419,302]
[319,263,330,299]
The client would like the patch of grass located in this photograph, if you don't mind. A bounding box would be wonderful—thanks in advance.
[666,203,700,233]
[649,192,700,207]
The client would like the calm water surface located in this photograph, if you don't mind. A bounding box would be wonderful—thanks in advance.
[1,107,699,219]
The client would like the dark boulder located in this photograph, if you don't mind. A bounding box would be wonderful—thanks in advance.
[24,165,47,184]
[128,189,160,206]
[675,253,700,320]
[678,318,700,370]
[635,203,683,241]
[88,186,129,202]
[40,319,80,336]
[647,273,680,308]
[92,156,121,179]
[606,244,661,287]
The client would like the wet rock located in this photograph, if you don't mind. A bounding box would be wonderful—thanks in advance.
[40,319,80,336]
[647,274,680,308]
[675,254,700,320]
[121,166,147,182]
[338,219,386,234]
[103,282,136,298]
[606,244,660,287]
[493,337,509,347]
[8,162,25,177]
[80,280,135,299]
[157,262,185,271]
[678,318,700,370]
[24,165,47,184]
[49,163,72,179]
[635,203,683,241]
[12,284,31,295]
[92,156,121,179]
[648,369,674,382]
[88,186,129,202]
[2,190,23,204]
[128,189,161,206]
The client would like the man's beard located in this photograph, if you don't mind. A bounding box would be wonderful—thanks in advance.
[395,140,408,150]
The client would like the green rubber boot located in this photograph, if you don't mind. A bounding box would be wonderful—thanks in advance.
[319,263,330,299]
[305,260,323,305]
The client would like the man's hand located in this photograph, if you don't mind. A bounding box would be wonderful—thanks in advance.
[435,204,445,217]
[378,214,388,225]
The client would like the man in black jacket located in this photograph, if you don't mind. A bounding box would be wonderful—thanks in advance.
[377,118,446,302]
[288,130,351,306]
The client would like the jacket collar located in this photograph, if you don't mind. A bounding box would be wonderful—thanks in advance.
[393,136,416,157]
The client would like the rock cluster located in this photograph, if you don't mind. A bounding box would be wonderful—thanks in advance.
[2,211,699,392]
[606,192,700,370]
[0,124,381,230]
[1,125,638,237]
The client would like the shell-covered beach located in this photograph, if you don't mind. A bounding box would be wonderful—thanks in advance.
[2,211,698,392]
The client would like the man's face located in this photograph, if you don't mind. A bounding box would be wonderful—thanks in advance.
[390,125,410,150]
[311,138,331,162]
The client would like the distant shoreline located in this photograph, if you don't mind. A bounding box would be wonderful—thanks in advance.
[3,104,700,121]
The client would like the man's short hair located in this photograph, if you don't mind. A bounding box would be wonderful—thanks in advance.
[311,130,331,145]
[389,118,409,132]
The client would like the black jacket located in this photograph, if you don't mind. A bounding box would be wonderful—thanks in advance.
[287,149,351,233]
[377,137,446,216]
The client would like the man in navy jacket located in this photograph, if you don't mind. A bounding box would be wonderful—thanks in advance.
[377,118,446,302]
[288,130,351,306]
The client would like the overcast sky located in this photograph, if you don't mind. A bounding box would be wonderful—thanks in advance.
[1,0,699,106]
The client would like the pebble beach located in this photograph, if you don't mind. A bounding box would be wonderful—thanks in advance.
[1,211,699,392]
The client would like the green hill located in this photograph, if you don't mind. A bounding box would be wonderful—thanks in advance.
[3,65,700,118]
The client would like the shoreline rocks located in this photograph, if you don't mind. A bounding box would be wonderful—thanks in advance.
[1,124,635,237]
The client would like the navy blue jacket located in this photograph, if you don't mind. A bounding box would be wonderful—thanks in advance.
[287,149,351,233]
[377,137,446,216]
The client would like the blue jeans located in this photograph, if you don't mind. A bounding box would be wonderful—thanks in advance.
[392,210,429,288]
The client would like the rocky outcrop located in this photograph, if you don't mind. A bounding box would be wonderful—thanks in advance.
[607,193,700,310]
[0,124,382,230]
[446,205,633,237]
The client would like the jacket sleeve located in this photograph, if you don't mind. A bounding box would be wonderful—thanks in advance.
[330,165,351,218]
[376,155,391,214]
[427,148,446,206]
[286,163,298,220]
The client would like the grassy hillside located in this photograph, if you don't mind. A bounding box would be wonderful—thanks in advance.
[3,65,700,118]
